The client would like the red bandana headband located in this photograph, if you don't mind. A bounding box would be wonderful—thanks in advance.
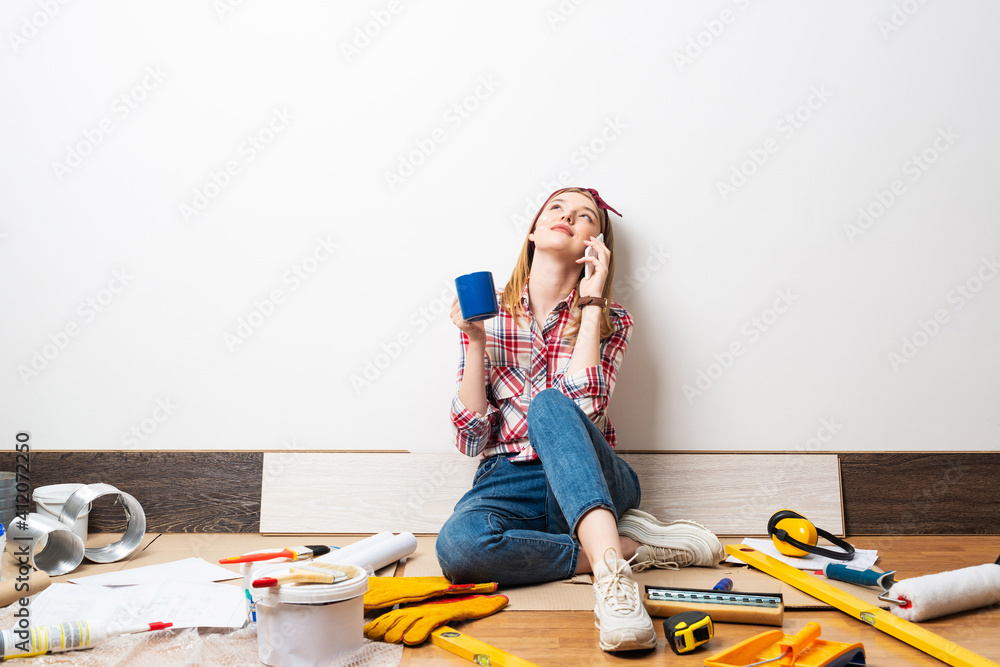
[545,187,621,218]
[583,187,621,218]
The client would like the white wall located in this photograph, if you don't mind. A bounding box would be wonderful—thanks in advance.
[2,1,998,453]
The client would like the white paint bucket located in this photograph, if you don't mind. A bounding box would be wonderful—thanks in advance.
[256,563,368,667]
[33,484,90,542]
[241,551,301,628]
[0,473,18,533]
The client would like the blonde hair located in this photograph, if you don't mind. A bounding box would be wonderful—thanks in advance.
[500,187,618,342]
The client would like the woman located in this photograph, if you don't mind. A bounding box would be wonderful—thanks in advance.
[437,187,724,652]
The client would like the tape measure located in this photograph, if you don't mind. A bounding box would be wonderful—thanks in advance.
[664,611,714,655]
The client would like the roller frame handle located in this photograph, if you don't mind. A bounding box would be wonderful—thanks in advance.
[824,563,896,590]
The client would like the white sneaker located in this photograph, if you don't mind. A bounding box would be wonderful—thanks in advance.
[618,508,725,571]
[592,547,656,652]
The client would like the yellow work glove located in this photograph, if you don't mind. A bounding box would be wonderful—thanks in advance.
[363,576,498,611]
[364,594,509,645]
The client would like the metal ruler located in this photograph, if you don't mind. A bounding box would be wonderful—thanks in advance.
[726,545,1000,667]
[647,586,782,609]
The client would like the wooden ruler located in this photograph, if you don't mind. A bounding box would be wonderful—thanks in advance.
[431,626,540,667]
[726,545,1000,667]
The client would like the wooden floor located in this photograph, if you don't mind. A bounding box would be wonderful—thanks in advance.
[398,536,1000,666]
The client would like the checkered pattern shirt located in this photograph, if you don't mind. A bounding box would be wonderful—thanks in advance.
[450,285,633,462]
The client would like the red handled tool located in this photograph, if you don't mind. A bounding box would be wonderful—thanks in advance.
[219,545,332,564]
[252,563,348,588]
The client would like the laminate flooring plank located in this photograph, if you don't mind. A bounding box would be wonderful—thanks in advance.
[621,453,843,535]
[0,451,262,533]
[260,453,843,535]
[840,452,1000,534]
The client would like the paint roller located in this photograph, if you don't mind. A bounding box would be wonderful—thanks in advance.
[887,561,1000,622]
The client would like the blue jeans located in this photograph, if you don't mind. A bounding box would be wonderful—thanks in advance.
[436,388,642,586]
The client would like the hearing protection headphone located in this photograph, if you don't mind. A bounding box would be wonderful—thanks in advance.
[767,509,856,561]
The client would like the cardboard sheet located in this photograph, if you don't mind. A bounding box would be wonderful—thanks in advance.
[403,537,889,612]
[0,533,159,582]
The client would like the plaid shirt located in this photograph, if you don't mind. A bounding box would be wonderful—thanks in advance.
[450,284,633,462]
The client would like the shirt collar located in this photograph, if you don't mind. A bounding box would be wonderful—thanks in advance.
[520,280,578,312]
[556,286,578,311]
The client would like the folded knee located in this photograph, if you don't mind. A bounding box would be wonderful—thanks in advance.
[527,388,570,419]
[436,514,496,584]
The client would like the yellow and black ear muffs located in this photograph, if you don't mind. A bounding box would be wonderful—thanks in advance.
[767,509,856,561]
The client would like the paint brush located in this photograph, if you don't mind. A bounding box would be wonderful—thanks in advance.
[252,563,348,588]
[219,545,333,564]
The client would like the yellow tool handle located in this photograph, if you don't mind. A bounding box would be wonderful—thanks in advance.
[431,626,540,667]
[778,622,821,664]
[726,545,1000,667]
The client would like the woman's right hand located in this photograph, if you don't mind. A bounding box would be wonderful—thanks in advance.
[450,297,486,342]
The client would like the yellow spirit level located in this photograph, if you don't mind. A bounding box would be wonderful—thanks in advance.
[430,626,540,667]
[725,545,1000,667]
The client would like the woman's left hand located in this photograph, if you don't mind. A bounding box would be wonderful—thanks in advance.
[577,235,609,298]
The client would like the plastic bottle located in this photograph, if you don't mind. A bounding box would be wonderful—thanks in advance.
[0,620,171,659]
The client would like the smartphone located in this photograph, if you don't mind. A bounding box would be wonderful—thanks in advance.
[584,233,604,279]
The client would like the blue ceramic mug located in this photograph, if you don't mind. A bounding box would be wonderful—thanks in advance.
[455,271,499,322]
